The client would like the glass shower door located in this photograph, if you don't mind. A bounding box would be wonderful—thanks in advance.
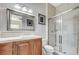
[55,16,62,52]
[48,7,79,55]
[61,8,79,55]
[48,18,56,47]
[48,16,63,53]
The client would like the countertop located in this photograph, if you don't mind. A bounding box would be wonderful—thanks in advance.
[0,35,42,43]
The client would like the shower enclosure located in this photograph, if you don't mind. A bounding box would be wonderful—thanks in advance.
[48,6,79,55]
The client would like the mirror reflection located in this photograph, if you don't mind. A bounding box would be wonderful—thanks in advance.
[7,9,35,31]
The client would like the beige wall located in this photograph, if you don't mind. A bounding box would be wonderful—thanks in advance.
[47,4,56,47]
[48,3,56,18]
[56,3,79,14]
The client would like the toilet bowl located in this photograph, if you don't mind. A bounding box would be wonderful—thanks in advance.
[43,45,54,55]
[42,39,54,55]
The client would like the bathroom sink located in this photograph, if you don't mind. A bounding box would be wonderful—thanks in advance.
[0,35,41,43]
[0,37,21,42]
[19,35,41,39]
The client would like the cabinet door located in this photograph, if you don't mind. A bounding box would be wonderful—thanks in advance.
[33,39,42,55]
[0,42,13,55]
[16,41,32,55]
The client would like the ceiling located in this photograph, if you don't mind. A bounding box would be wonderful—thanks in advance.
[50,3,61,7]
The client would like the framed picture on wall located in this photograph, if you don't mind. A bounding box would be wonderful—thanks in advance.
[27,19,34,26]
[38,13,46,25]
[26,19,34,30]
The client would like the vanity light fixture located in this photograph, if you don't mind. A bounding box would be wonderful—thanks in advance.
[28,9,33,13]
[22,7,27,11]
[14,4,21,9]
[14,4,33,14]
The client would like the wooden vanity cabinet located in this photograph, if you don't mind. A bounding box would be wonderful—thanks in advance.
[0,42,13,55]
[13,40,33,55]
[0,38,42,55]
[33,39,42,55]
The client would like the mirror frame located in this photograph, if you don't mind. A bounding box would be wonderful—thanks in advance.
[7,8,35,31]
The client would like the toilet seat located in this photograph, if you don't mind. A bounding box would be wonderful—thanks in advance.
[43,45,54,55]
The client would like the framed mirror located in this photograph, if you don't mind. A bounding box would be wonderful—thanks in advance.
[7,9,35,31]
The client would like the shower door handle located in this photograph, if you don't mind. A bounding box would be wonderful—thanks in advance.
[59,35,62,44]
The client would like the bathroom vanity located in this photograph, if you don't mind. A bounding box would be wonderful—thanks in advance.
[0,35,42,55]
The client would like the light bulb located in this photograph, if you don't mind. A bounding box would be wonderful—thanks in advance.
[28,9,33,13]
[22,7,27,11]
[14,4,21,9]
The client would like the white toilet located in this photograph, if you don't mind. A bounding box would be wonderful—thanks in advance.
[42,39,54,55]
[43,45,54,55]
